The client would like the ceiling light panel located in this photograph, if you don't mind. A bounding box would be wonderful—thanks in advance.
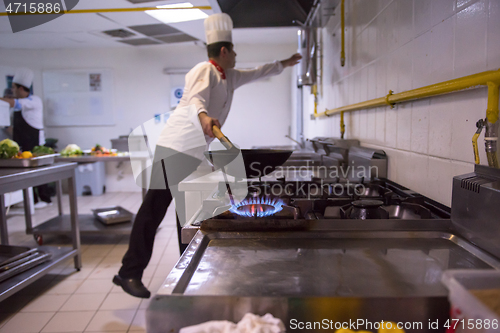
[145,2,208,24]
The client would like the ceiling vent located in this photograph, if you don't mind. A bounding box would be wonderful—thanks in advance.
[118,38,162,46]
[128,24,181,37]
[102,29,136,38]
[155,33,198,43]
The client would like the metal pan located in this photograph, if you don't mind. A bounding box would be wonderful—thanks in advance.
[0,154,59,168]
[205,125,293,179]
[205,149,292,178]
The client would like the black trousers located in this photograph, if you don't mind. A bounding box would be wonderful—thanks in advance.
[119,147,201,280]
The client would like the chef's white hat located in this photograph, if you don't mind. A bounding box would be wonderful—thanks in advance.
[204,13,233,45]
[13,68,34,89]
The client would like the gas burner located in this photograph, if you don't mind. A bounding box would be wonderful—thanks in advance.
[204,179,450,222]
[230,196,284,218]
[337,199,390,220]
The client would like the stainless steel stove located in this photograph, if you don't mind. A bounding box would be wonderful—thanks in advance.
[182,175,451,244]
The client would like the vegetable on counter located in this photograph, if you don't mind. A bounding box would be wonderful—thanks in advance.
[0,139,20,159]
[21,151,32,158]
[91,144,117,156]
[32,145,55,156]
[0,140,57,159]
[91,144,109,154]
[61,144,83,157]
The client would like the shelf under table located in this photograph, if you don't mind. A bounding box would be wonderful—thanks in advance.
[0,246,78,302]
[29,214,133,236]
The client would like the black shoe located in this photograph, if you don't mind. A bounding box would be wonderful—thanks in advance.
[113,275,151,299]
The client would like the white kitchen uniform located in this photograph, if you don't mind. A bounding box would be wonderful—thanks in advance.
[157,60,284,158]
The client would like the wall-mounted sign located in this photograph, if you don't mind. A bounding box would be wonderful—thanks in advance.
[170,86,184,109]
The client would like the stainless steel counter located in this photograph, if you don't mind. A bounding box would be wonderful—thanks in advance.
[0,162,81,301]
[148,220,500,332]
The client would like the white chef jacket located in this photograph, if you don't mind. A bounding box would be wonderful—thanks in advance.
[13,95,44,130]
[157,60,284,158]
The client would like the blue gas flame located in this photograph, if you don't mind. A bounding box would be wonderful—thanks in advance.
[230,196,285,217]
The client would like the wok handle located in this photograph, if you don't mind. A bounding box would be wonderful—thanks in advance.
[212,125,235,151]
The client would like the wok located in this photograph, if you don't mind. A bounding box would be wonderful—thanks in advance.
[205,149,293,178]
[205,126,293,178]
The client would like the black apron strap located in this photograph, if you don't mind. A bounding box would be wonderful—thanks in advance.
[13,111,40,152]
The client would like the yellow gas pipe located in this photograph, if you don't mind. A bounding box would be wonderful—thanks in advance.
[486,81,499,124]
[0,6,211,16]
[472,119,484,165]
[312,84,318,116]
[317,69,500,117]
[485,82,499,168]
[340,111,345,139]
[316,69,500,168]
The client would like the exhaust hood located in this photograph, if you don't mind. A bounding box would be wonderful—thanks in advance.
[217,0,314,28]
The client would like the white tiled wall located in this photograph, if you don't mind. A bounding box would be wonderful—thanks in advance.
[305,0,499,206]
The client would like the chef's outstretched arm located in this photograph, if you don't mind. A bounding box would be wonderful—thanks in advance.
[280,53,302,68]
[0,97,14,107]
[232,53,302,89]
[198,112,221,138]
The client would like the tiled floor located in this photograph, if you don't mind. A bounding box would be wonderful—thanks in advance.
[0,192,181,333]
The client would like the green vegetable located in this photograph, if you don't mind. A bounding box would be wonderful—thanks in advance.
[32,146,55,156]
[0,139,19,150]
[61,144,83,157]
[0,139,20,159]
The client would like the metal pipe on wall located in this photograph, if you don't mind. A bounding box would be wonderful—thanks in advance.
[340,111,345,139]
[340,0,345,67]
[485,82,499,168]
[316,68,500,168]
[317,69,500,116]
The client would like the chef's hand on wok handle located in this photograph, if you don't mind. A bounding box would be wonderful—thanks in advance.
[198,112,221,138]
[280,53,302,68]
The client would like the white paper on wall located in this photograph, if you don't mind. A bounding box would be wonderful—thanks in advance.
[43,69,114,126]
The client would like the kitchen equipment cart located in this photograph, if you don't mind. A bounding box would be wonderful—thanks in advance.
[0,162,81,302]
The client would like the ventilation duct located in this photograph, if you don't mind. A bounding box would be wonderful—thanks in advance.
[297,26,317,87]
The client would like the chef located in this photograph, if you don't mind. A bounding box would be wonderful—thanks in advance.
[0,68,52,207]
[0,68,44,149]
[113,13,301,298]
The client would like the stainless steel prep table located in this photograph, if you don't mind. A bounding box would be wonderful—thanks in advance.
[56,155,147,199]
[0,162,81,301]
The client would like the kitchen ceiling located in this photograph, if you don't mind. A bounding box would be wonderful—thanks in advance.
[0,0,300,49]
